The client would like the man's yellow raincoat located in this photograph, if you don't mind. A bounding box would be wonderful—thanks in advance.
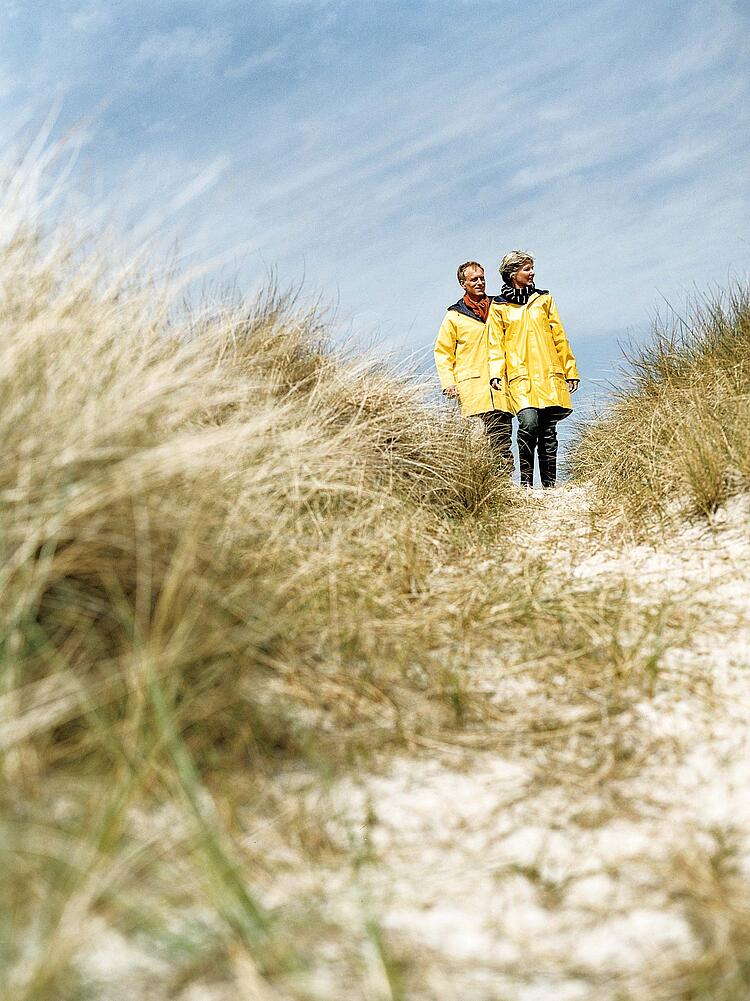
[434,299,512,416]
[487,291,579,413]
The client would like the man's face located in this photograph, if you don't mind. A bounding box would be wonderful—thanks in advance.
[461,266,485,300]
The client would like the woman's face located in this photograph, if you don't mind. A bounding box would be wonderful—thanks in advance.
[511,261,535,288]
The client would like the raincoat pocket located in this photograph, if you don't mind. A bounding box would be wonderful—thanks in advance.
[508,375,531,411]
[547,371,572,409]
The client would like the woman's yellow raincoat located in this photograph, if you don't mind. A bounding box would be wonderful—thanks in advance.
[434,299,512,416]
[487,291,579,413]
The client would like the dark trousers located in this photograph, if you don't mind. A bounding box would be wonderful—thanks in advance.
[516,407,561,487]
[479,410,513,475]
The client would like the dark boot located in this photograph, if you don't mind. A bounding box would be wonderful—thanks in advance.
[515,407,539,487]
[538,411,559,487]
[480,410,514,475]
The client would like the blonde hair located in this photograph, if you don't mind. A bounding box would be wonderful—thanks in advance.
[499,251,534,284]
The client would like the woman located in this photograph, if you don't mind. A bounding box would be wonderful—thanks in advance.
[488,251,579,488]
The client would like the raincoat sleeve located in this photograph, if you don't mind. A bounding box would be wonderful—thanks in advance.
[546,296,580,381]
[487,304,506,383]
[434,313,458,391]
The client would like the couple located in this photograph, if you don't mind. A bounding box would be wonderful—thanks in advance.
[434,252,580,488]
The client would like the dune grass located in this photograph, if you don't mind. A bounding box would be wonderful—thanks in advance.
[568,284,750,521]
[0,191,541,994]
[0,208,522,997]
[0,188,703,999]
[660,830,750,1001]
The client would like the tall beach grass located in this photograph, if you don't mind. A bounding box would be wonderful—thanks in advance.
[569,284,750,520]
[0,174,694,998]
[0,161,551,995]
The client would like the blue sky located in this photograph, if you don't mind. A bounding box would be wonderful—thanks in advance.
[1,0,749,411]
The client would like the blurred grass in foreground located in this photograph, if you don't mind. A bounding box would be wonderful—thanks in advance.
[0,179,694,1000]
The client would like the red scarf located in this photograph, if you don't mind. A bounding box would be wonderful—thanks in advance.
[463,293,490,323]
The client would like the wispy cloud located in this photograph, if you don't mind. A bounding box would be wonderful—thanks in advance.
[69,3,110,33]
[225,43,289,79]
[0,0,748,380]
[132,27,228,72]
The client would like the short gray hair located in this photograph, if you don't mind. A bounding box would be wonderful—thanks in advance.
[499,251,534,284]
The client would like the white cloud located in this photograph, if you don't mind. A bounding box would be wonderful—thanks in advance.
[69,3,111,33]
[641,139,722,182]
[132,27,228,71]
[2,0,747,384]
[224,43,289,78]
[0,69,15,99]
[0,1,23,18]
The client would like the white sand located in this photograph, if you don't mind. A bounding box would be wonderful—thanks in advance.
[76,485,750,1000]
[324,485,750,999]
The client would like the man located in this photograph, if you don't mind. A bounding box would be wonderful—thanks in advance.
[434,261,513,472]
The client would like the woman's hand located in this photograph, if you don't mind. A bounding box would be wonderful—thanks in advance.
[567,379,580,393]
[490,378,502,391]
[443,385,458,399]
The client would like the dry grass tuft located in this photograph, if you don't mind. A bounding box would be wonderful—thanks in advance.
[568,285,750,522]
[625,830,750,1001]
[664,830,750,1001]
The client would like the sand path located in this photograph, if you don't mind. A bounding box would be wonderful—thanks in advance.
[324,485,750,1000]
[78,485,750,1001]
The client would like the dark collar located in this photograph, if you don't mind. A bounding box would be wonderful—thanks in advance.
[492,289,548,305]
[447,297,490,323]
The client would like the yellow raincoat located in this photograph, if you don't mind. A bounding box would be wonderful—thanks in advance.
[434,299,512,416]
[487,291,579,413]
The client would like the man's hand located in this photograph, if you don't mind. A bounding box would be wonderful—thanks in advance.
[490,378,502,391]
[567,379,580,394]
[443,385,458,399]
